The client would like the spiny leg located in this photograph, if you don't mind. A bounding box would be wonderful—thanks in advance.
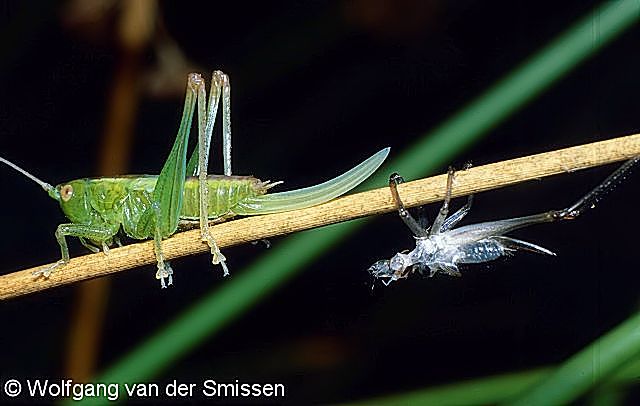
[429,167,455,236]
[438,162,474,232]
[219,71,232,176]
[440,194,474,232]
[198,71,222,175]
[185,71,229,176]
[185,72,220,177]
[451,157,640,240]
[34,223,118,278]
[190,71,231,176]
[195,72,211,239]
[197,71,230,275]
[186,71,224,274]
[552,156,640,220]
[389,173,428,238]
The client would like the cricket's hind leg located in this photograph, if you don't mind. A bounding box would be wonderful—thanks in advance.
[195,71,231,276]
[219,71,232,176]
[552,156,640,221]
[440,194,474,232]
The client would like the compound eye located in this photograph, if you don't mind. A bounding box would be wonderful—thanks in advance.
[60,184,74,202]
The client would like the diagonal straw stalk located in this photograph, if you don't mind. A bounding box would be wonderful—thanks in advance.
[1,133,639,300]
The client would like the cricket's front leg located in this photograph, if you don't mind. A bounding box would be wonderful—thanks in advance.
[389,173,428,238]
[34,223,118,278]
[146,204,174,288]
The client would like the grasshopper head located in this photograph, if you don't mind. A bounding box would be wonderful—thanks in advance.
[55,179,93,224]
[368,252,412,285]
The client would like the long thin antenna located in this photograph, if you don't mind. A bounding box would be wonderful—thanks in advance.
[0,156,56,194]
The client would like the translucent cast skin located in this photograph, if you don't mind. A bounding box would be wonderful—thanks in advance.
[0,72,389,288]
[369,157,639,285]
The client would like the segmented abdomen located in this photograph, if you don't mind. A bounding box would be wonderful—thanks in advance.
[455,239,506,264]
[180,176,271,220]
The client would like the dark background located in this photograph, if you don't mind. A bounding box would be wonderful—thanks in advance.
[0,0,639,404]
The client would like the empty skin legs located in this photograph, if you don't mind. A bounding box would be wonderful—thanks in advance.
[373,158,639,285]
[389,173,427,238]
[389,167,474,239]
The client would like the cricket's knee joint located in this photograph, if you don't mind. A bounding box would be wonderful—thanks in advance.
[552,209,577,220]
[389,172,404,185]
[188,72,204,86]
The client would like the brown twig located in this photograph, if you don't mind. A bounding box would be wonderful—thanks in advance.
[1,133,639,300]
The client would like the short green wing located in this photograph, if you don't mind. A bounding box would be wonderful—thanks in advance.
[185,142,200,177]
